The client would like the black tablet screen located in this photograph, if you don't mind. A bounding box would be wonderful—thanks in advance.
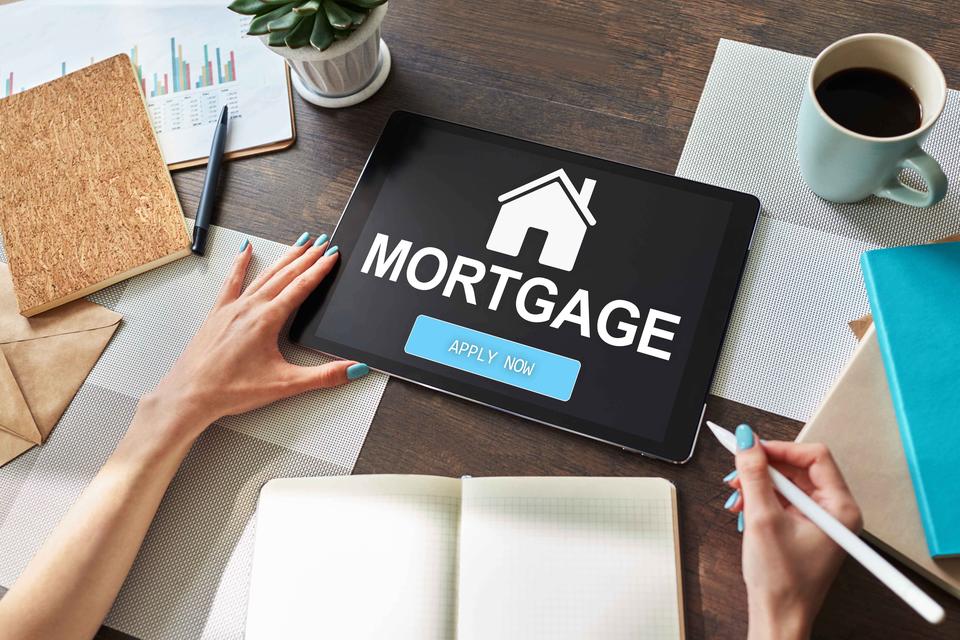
[291,113,757,461]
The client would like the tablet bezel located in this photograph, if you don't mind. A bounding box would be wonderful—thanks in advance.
[290,111,759,463]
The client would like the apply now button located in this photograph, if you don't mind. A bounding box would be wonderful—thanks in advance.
[404,315,581,402]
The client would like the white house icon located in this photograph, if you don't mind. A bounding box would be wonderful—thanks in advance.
[486,169,597,272]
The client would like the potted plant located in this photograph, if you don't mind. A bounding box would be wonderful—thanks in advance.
[228,0,390,108]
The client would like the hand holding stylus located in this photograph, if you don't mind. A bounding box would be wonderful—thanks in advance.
[710,422,945,635]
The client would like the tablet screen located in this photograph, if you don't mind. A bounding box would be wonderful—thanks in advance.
[291,113,758,461]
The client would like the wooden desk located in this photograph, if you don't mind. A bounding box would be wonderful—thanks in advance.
[97,0,960,637]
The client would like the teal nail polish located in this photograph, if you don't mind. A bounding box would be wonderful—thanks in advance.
[724,490,740,510]
[238,238,249,253]
[736,423,754,451]
[723,470,738,483]
[313,233,328,248]
[324,245,339,257]
[294,232,310,247]
[347,363,369,380]
[737,511,744,533]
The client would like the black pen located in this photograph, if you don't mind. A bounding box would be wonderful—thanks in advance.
[191,105,229,255]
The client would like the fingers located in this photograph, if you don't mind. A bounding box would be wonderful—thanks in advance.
[271,244,340,313]
[282,361,369,396]
[760,440,831,467]
[762,440,862,531]
[733,424,783,526]
[724,461,815,495]
[769,462,816,494]
[253,236,335,302]
[761,440,851,493]
[216,238,254,306]
[723,437,862,532]
[244,232,318,297]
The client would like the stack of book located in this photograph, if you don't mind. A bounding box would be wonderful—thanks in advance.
[798,239,960,597]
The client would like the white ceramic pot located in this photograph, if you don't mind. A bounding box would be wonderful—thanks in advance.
[260,3,391,108]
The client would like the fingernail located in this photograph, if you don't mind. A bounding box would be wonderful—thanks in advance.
[324,245,339,257]
[723,469,738,483]
[724,490,740,510]
[238,238,249,253]
[737,512,744,533]
[736,423,754,451]
[313,233,328,248]
[294,232,310,247]
[346,363,369,380]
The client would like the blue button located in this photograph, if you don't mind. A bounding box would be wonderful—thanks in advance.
[404,315,580,402]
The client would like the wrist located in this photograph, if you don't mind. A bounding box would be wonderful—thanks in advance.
[146,375,219,429]
[747,599,812,640]
[113,392,210,470]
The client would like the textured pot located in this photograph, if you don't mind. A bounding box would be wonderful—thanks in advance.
[260,3,389,107]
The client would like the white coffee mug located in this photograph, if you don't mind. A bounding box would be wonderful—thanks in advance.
[796,33,948,207]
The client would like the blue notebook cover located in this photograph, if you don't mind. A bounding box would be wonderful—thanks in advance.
[861,241,960,558]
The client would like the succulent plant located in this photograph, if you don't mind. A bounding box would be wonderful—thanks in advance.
[228,0,387,51]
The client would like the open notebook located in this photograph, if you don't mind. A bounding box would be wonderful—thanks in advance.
[246,475,684,640]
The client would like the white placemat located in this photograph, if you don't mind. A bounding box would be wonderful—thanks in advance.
[678,39,960,421]
[0,223,389,640]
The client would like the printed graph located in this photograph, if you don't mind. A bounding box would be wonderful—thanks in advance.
[140,38,239,98]
[3,39,238,100]
[3,72,16,98]
[58,58,95,79]
[0,4,291,167]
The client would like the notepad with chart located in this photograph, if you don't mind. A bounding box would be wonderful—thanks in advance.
[246,475,684,640]
[0,0,294,169]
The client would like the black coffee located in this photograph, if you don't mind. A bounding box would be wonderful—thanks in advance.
[815,67,922,137]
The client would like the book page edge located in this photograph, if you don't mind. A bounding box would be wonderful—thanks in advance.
[19,247,192,317]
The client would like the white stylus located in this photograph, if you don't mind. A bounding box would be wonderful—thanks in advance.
[706,421,945,625]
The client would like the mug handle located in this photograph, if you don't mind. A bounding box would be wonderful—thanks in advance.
[875,146,948,208]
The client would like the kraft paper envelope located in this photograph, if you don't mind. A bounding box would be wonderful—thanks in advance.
[0,264,121,465]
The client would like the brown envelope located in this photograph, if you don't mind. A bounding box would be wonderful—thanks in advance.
[0,263,121,465]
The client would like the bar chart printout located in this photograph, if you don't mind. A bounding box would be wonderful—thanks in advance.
[141,38,239,97]
[0,2,292,166]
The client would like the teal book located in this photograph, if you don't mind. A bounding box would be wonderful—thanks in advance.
[861,241,960,558]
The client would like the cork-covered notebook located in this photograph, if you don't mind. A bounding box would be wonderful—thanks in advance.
[0,54,190,317]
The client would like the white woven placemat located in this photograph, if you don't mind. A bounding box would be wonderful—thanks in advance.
[678,39,960,422]
[0,223,388,640]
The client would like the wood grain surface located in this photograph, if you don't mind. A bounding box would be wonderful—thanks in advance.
[12,1,960,638]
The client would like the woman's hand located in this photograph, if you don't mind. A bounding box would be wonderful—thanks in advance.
[137,232,366,456]
[721,425,862,640]
[0,232,369,640]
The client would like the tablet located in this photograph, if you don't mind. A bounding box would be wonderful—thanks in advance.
[290,112,759,462]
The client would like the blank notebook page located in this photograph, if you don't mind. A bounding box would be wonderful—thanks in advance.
[456,477,683,640]
[245,476,461,640]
